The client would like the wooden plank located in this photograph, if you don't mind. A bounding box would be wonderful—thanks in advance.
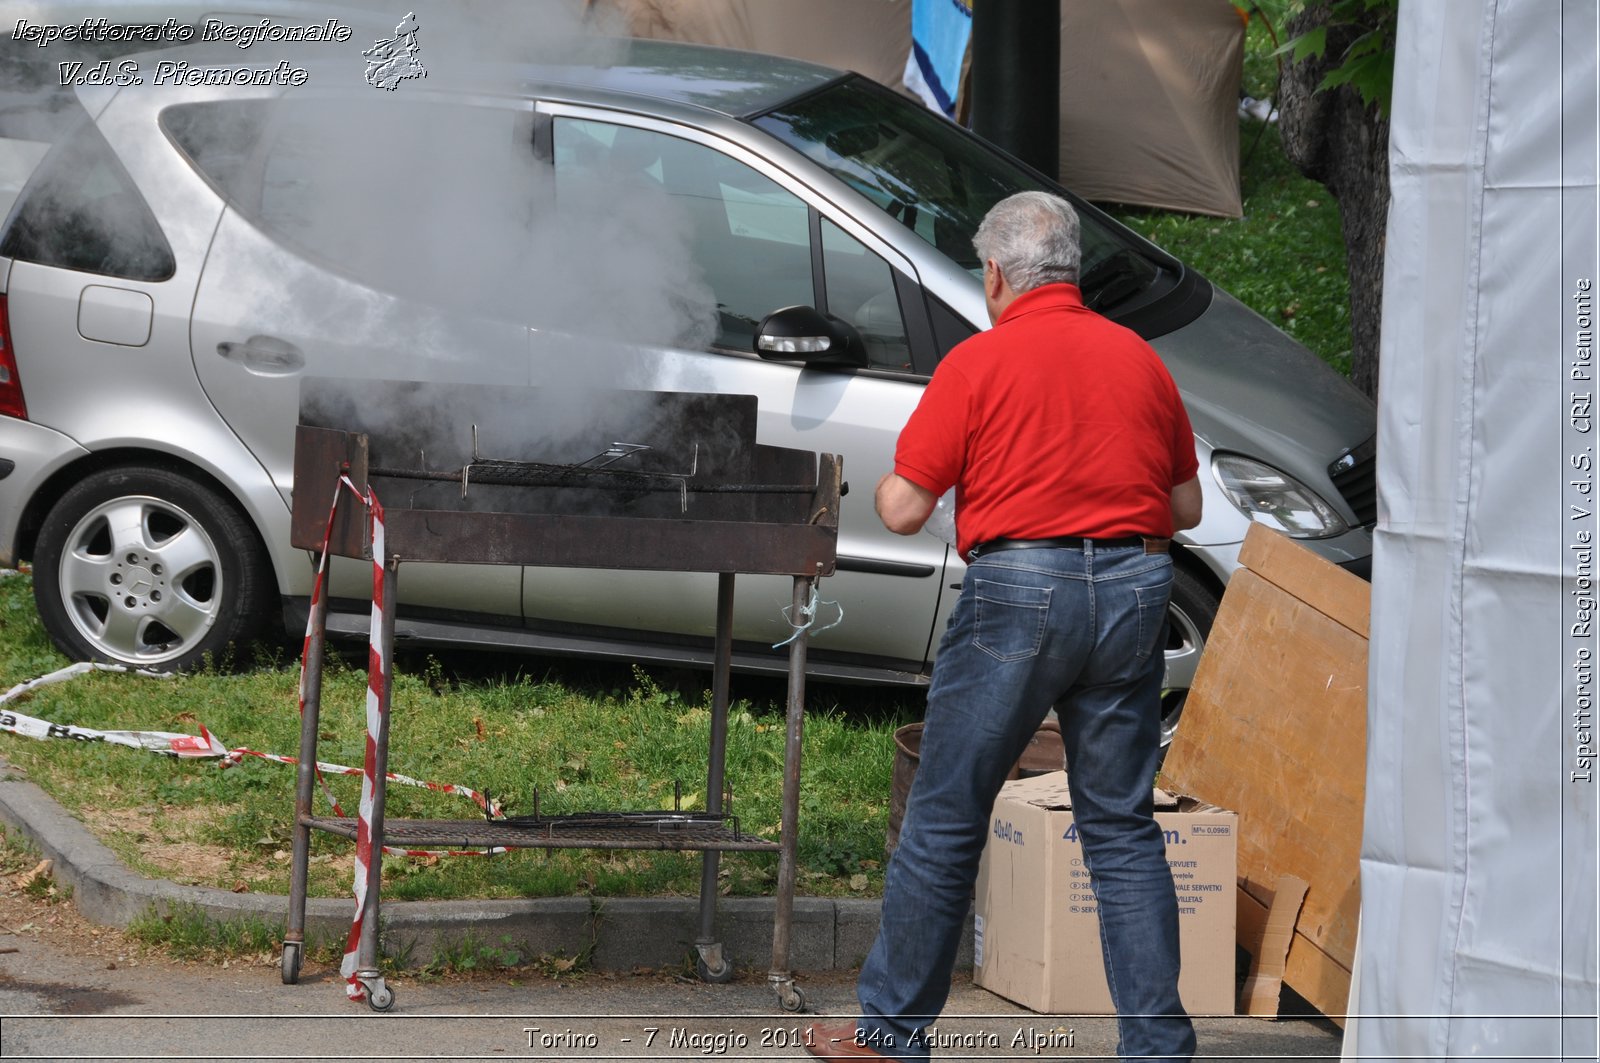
[1165,571,1365,964]
[1237,524,1370,638]
[1160,528,1369,1022]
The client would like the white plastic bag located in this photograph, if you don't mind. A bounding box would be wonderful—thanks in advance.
[923,490,958,546]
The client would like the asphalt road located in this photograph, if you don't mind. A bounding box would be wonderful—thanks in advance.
[0,913,1344,1063]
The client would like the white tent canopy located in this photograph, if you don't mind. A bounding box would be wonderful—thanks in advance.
[1356,2,1598,1057]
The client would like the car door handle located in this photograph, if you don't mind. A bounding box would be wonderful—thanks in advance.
[217,335,305,376]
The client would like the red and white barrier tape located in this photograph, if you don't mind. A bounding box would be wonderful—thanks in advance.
[220,746,503,821]
[0,662,200,753]
[338,479,384,999]
[0,667,506,828]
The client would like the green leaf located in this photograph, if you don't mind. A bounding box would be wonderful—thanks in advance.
[1275,25,1328,62]
[1340,29,1387,62]
[1318,50,1394,114]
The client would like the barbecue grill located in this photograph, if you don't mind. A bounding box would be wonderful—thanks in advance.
[280,379,841,1012]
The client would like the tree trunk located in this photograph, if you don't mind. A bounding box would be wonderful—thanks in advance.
[1277,5,1391,401]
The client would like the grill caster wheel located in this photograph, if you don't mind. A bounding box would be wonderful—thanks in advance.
[778,984,806,1012]
[367,982,395,1012]
[695,950,735,984]
[280,942,301,985]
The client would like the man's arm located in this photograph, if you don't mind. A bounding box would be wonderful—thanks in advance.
[876,472,938,535]
[1171,475,1203,532]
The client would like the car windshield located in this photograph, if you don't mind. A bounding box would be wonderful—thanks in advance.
[751,77,1159,306]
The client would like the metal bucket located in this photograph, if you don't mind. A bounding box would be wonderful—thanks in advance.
[884,718,1064,858]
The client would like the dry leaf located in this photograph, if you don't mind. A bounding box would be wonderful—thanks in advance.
[849,874,869,891]
[231,881,249,893]
[14,859,51,889]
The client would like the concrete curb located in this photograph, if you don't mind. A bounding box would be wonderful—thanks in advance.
[0,761,976,973]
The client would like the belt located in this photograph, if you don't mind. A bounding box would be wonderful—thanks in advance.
[968,535,1170,561]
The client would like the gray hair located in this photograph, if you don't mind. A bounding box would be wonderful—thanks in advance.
[973,190,1082,292]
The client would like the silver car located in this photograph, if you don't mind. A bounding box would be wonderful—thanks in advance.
[0,37,1375,741]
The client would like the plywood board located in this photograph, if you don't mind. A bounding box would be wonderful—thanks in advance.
[1160,525,1369,1022]
[1238,520,1370,638]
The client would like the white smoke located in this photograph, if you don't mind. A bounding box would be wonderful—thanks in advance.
[2,0,725,463]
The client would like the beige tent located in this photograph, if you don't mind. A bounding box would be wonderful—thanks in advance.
[600,0,915,94]
[599,0,1245,218]
[1056,1,1245,217]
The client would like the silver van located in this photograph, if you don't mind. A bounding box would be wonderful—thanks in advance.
[0,38,1375,741]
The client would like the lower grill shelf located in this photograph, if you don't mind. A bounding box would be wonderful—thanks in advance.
[303,815,781,852]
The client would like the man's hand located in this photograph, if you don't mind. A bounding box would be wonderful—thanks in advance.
[876,472,938,535]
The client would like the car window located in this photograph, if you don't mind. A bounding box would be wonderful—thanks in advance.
[1,114,175,282]
[163,98,540,313]
[752,77,1160,309]
[553,118,812,352]
[820,219,910,370]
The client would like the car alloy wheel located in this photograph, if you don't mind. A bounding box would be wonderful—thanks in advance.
[1160,566,1219,749]
[33,466,271,671]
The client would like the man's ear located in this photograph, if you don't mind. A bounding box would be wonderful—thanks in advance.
[984,259,1004,301]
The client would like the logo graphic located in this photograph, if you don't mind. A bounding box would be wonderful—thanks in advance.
[363,12,425,90]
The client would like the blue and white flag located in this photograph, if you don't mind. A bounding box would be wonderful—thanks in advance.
[905,0,973,119]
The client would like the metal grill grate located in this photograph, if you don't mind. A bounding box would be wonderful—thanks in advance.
[304,815,780,852]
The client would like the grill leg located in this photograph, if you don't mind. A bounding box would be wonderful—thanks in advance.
[355,560,398,993]
[695,573,735,982]
[769,573,812,1011]
[284,586,330,984]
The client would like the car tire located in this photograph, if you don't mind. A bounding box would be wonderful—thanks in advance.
[32,466,273,671]
[1160,565,1219,749]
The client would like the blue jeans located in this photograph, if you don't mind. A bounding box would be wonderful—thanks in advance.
[855,541,1196,1062]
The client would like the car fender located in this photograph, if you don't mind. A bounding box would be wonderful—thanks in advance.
[43,423,307,599]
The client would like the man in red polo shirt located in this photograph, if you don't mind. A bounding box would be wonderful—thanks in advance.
[804,192,1202,1062]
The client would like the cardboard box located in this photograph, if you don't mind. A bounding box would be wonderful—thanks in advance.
[973,771,1237,1015]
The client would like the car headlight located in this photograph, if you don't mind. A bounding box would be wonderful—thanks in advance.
[1211,454,1349,539]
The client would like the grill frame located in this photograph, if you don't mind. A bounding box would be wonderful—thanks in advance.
[306,816,782,852]
[291,424,841,573]
[281,382,839,1012]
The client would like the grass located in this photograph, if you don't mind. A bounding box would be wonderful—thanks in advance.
[126,903,283,962]
[0,570,914,904]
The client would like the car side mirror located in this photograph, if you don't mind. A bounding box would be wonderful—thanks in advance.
[754,305,869,368]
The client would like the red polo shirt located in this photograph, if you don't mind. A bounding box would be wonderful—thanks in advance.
[894,283,1197,560]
